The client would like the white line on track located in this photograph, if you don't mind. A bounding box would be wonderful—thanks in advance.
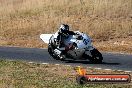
[87,67,92,68]
[28,62,34,64]
[55,64,60,65]
[95,68,102,70]
[117,70,123,72]
[124,71,132,73]
[38,63,132,73]
[104,69,112,71]
[42,63,49,65]
[65,65,71,66]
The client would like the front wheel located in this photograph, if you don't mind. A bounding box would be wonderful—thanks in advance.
[90,49,103,63]
[48,44,59,60]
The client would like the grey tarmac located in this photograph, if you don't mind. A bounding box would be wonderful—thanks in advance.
[0,46,132,71]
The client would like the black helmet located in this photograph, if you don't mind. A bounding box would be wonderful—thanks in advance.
[59,24,69,33]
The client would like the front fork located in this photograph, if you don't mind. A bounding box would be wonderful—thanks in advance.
[84,46,95,57]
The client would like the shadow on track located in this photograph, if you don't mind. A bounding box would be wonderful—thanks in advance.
[64,60,120,65]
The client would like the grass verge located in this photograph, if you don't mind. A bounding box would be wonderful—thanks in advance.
[0,59,132,88]
[0,0,132,53]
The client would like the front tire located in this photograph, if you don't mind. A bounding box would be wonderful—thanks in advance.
[48,44,59,60]
[90,49,103,63]
[48,45,53,55]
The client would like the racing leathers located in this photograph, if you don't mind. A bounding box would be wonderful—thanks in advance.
[57,30,75,48]
[54,30,76,59]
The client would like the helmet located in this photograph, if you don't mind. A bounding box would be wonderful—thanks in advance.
[59,24,69,33]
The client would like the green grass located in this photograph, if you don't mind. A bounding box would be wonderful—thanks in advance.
[0,59,131,88]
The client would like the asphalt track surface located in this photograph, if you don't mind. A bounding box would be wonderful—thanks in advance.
[0,46,132,71]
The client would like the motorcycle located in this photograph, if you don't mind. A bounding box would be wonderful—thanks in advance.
[40,31,103,63]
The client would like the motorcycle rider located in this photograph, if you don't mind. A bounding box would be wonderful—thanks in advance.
[54,24,76,59]
[56,24,75,48]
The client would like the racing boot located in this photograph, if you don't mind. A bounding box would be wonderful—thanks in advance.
[54,48,65,60]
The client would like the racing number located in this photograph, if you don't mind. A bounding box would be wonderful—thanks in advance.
[83,39,89,45]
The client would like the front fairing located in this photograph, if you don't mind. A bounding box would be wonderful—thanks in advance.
[64,32,93,49]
